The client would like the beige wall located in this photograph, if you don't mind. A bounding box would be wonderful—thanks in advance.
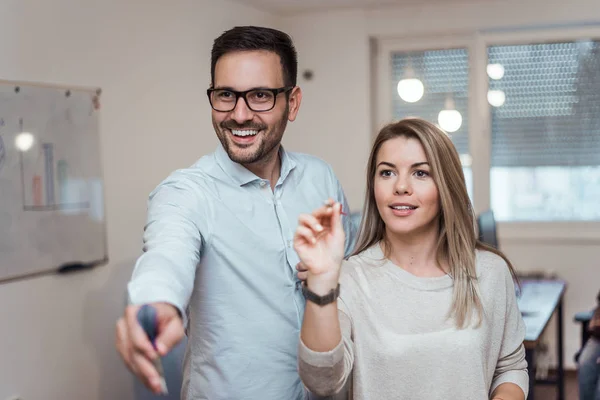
[280,0,600,370]
[0,1,274,399]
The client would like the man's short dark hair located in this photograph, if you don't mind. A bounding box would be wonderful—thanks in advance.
[211,26,298,88]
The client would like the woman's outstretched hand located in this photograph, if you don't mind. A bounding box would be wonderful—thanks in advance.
[293,199,345,290]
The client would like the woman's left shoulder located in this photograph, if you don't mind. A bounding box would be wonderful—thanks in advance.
[475,249,513,283]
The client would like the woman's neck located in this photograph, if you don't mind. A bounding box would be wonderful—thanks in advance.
[383,225,447,277]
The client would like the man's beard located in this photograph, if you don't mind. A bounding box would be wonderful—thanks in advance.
[215,108,289,165]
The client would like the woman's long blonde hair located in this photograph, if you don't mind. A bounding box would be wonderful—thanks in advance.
[352,118,517,328]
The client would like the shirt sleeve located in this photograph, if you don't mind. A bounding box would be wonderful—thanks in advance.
[297,296,355,397]
[127,173,206,323]
[490,265,529,397]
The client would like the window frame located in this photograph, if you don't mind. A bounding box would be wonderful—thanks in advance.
[374,26,600,242]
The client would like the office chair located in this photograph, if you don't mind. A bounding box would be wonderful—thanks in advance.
[574,310,594,363]
[574,289,598,363]
[477,209,499,249]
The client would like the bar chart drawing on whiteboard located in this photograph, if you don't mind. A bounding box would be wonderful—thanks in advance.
[19,140,91,211]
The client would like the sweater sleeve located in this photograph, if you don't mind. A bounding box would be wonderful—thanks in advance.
[297,297,355,397]
[490,266,529,397]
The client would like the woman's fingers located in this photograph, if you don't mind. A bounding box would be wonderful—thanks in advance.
[295,200,343,248]
[297,264,309,282]
[298,213,326,234]
[295,225,317,245]
[312,202,334,226]
[330,202,343,234]
[296,262,309,282]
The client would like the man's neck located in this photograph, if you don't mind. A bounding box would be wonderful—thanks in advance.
[243,145,281,190]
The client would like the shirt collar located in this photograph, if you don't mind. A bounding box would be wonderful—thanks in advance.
[214,142,296,187]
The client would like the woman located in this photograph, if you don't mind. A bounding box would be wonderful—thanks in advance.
[293,118,528,399]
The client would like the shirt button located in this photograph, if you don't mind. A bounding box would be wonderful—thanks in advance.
[259,181,267,187]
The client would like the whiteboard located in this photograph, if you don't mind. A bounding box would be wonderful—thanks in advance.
[0,80,107,283]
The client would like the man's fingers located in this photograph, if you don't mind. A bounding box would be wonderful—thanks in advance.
[155,317,184,356]
[125,305,157,360]
[131,350,163,394]
[115,317,132,367]
[117,311,162,394]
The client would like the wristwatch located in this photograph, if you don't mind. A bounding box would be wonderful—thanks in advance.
[301,283,340,306]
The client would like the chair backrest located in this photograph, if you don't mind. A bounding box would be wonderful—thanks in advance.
[477,209,499,249]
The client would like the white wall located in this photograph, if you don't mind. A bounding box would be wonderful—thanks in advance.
[0,1,274,399]
[280,0,600,370]
[279,10,372,210]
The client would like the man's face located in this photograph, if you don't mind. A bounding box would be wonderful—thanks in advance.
[211,50,301,165]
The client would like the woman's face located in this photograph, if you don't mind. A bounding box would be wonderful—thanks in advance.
[373,136,441,238]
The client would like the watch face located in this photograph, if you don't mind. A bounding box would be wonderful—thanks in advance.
[302,284,340,306]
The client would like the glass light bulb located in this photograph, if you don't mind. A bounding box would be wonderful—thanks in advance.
[438,109,462,133]
[487,90,506,107]
[397,78,424,103]
[487,63,505,80]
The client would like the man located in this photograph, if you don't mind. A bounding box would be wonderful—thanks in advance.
[115,26,356,400]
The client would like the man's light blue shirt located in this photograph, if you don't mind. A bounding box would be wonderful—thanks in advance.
[128,143,356,400]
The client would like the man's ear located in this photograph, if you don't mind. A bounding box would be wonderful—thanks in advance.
[287,86,302,122]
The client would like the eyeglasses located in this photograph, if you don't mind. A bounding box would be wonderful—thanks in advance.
[207,86,294,112]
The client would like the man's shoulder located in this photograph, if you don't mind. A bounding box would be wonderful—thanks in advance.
[287,151,335,176]
[151,153,218,195]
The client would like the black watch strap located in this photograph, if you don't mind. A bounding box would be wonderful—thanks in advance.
[302,283,340,306]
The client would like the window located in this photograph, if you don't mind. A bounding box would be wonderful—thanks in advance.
[488,40,600,221]
[378,31,600,225]
[390,48,473,201]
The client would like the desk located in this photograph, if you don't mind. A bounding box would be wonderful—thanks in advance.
[517,279,567,400]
